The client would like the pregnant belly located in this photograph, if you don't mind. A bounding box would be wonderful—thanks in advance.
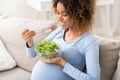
[31,61,73,80]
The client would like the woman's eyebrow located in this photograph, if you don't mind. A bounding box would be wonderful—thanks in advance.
[56,10,66,13]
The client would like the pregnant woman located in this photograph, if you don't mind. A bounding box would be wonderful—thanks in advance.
[22,0,100,80]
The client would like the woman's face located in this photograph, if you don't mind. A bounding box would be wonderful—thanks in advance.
[56,2,72,30]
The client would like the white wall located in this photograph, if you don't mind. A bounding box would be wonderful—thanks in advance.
[0,0,56,20]
[0,0,38,19]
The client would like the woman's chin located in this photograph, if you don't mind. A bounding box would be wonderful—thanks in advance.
[61,25,68,30]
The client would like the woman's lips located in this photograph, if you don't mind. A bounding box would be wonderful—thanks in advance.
[60,22,66,26]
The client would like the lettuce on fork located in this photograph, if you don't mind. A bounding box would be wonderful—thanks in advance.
[35,40,59,59]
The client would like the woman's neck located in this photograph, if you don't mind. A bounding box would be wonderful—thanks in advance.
[64,29,81,41]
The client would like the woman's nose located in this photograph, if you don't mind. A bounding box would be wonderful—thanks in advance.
[58,15,63,21]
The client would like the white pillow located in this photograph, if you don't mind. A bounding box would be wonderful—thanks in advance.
[0,37,16,71]
[0,13,9,22]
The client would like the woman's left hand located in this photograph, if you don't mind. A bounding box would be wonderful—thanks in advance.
[38,57,67,67]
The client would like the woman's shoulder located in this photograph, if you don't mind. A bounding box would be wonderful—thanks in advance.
[87,33,97,41]
[81,33,99,53]
[83,32,99,45]
[52,26,63,33]
[45,27,64,40]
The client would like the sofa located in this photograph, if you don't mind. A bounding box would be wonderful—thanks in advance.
[0,17,120,80]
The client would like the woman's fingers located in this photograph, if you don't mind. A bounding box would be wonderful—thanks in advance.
[22,28,29,36]
[22,28,29,39]
[24,30,36,37]
[22,28,36,42]
[29,31,36,37]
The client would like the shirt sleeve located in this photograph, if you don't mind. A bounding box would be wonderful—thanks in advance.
[26,43,36,58]
[63,39,100,80]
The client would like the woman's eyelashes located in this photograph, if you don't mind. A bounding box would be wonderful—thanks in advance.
[62,13,68,17]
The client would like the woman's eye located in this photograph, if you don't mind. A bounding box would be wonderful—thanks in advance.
[62,13,68,16]
[63,14,67,17]
[56,12,68,17]
[56,12,60,15]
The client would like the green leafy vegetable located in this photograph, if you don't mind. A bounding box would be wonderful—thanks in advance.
[35,40,59,59]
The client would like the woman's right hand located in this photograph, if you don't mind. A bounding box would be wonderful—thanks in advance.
[22,28,36,47]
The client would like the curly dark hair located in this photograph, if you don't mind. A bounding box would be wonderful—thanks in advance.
[52,0,96,33]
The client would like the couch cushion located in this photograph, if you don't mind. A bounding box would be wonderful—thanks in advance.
[0,37,16,71]
[112,52,120,80]
[0,67,31,80]
[95,35,120,80]
[0,17,55,72]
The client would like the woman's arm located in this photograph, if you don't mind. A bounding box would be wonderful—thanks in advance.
[22,28,36,57]
[63,39,100,80]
